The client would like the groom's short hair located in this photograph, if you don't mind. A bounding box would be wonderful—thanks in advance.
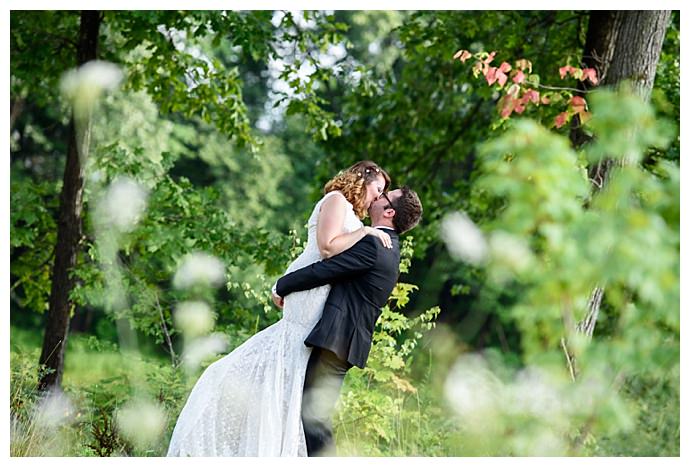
[391,186,422,234]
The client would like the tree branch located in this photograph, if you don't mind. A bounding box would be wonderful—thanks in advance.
[155,292,177,366]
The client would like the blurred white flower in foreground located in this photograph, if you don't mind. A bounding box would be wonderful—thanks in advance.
[173,252,225,289]
[174,300,215,337]
[89,169,105,184]
[441,211,488,265]
[60,60,123,119]
[302,374,344,425]
[444,353,502,420]
[442,352,631,455]
[32,389,75,429]
[568,372,617,416]
[96,176,149,233]
[488,230,533,273]
[115,398,167,450]
[182,333,228,372]
[513,428,566,456]
[508,366,565,420]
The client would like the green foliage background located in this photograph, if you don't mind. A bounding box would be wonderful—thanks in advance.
[10,10,679,456]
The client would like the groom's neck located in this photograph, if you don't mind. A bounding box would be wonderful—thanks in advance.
[370,219,396,231]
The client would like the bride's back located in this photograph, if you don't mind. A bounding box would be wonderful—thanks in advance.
[285,191,363,274]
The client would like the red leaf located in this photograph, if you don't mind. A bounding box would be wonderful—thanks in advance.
[485,67,498,85]
[570,95,587,114]
[499,96,515,118]
[514,101,526,114]
[559,65,573,79]
[496,70,508,88]
[541,95,551,104]
[582,67,598,85]
[498,61,512,73]
[453,49,473,63]
[523,89,540,104]
[512,70,525,84]
[485,51,496,65]
[554,112,569,128]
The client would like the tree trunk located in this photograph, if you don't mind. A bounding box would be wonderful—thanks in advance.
[580,12,622,89]
[604,11,672,100]
[10,97,25,132]
[562,10,671,379]
[568,11,622,149]
[38,11,101,391]
[581,11,672,184]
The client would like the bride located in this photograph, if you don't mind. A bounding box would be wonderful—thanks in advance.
[166,161,392,456]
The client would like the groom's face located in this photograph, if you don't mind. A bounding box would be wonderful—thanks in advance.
[369,189,402,222]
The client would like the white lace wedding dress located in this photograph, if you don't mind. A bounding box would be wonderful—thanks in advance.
[166,191,363,456]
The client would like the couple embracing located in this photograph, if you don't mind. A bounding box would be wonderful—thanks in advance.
[167,161,423,457]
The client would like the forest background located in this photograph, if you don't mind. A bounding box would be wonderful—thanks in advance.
[8,9,681,456]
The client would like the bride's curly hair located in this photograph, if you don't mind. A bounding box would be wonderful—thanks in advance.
[323,161,391,219]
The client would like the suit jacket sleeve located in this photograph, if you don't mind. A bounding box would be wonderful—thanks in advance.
[276,236,378,297]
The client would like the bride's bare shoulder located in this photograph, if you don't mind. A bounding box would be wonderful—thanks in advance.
[318,191,349,213]
[321,190,348,202]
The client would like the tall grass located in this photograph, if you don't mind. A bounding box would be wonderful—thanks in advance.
[11,324,679,456]
[10,326,191,456]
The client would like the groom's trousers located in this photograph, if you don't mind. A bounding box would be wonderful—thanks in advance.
[301,346,352,456]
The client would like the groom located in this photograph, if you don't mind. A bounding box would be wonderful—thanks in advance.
[272,186,422,456]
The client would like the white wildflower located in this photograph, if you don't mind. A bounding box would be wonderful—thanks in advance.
[567,372,611,415]
[489,230,533,273]
[174,300,215,337]
[182,333,228,372]
[96,176,149,233]
[302,374,344,425]
[88,168,104,184]
[60,60,123,119]
[444,353,502,421]
[32,389,75,429]
[508,366,565,419]
[114,398,167,449]
[512,427,566,456]
[173,252,225,289]
[441,211,488,265]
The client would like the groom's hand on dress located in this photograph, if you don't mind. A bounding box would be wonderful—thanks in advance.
[272,291,284,309]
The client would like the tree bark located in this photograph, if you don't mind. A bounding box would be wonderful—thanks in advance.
[604,11,672,100]
[568,11,623,149]
[580,12,623,89]
[38,11,101,391]
[579,11,672,182]
[562,10,671,378]
[10,97,25,132]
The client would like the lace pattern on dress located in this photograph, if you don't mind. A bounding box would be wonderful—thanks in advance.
[166,191,362,456]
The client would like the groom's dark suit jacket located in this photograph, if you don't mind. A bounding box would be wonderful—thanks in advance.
[276,227,400,369]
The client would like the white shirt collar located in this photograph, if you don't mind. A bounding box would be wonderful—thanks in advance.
[372,225,396,231]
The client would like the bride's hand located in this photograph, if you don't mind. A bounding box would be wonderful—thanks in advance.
[272,291,284,309]
[363,226,392,249]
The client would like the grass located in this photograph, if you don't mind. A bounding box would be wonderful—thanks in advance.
[10,325,187,456]
[11,325,171,388]
[10,325,680,457]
